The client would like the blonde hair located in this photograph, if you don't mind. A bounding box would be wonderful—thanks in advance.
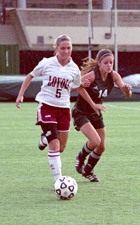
[53,34,72,55]
[81,49,114,75]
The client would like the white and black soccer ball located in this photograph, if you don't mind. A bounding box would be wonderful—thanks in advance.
[54,176,78,200]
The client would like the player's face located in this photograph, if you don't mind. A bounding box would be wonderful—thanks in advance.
[56,41,72,63]
[98,55,114,74]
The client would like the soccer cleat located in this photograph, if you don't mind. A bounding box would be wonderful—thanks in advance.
[38,133,48,151]
[82,171,100,182]
[75,155,85,174]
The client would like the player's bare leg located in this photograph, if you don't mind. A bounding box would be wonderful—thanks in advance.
[76,122,101,174]
[58,131,69,153]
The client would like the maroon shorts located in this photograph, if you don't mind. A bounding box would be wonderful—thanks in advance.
[36,103,70,131]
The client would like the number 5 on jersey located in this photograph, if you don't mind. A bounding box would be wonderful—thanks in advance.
[56,88,62,98]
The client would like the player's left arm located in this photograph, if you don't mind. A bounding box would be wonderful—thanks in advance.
[113,71,132,98]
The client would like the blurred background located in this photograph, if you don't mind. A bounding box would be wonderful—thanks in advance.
[0,0,140,101]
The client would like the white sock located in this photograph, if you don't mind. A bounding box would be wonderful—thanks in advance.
[48,150,62,182]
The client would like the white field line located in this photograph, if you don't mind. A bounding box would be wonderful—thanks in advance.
[104,104,140,111]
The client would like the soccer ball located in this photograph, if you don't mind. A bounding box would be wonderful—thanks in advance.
[54,176,78,200]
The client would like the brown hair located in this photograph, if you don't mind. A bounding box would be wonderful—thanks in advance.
[81,49,114,75]
[53,34,72,55]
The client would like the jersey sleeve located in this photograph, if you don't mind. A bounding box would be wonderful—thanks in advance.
[71,68,81,89]
[30,58,48,77]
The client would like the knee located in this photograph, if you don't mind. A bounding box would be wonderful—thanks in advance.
[95,136,101,148]
[49,139,60,151]
[49,139,66,153]
[90,135,101,149]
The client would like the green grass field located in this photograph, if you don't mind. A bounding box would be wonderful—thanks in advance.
[1,102,140,225]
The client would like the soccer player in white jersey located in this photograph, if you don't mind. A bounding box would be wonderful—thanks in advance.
[16,34,105,183]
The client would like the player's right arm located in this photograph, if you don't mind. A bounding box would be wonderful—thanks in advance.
[16,73,34,108]
[78,71,106,116]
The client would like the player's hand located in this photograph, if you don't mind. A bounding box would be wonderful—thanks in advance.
[92,104,107,116]
[82,78,91,88]
[16,96,24,108]
[122,83,132,92]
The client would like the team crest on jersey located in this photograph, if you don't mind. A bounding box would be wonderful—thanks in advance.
[93,86,98,90]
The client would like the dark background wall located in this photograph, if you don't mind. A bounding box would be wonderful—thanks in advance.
[20,50,140,77]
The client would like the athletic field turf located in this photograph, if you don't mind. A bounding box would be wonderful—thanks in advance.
[1,102,140,225]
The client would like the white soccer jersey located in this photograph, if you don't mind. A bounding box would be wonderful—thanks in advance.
[31,56,81,108]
